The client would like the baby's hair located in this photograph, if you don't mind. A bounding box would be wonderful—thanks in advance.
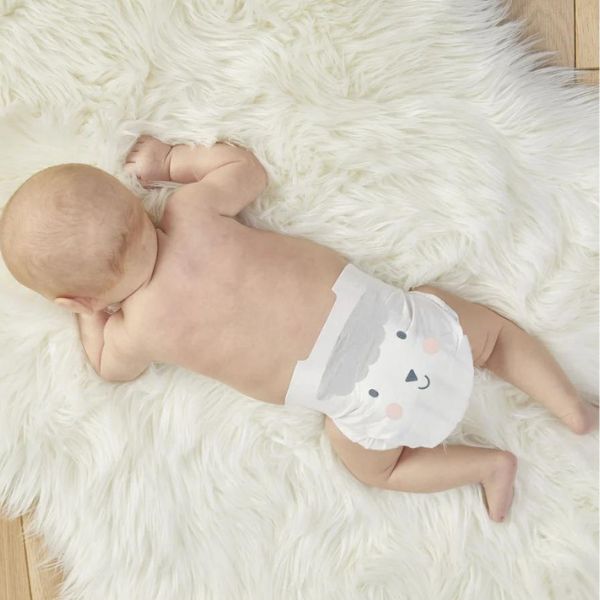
[0,163,143,299]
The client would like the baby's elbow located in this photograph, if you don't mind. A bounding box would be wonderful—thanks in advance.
[245,154,268,193]
[95,362,121,383]
[100,371,135,384]
[255,157,269,189]
[100,367,147,384]
[99,354,149,383]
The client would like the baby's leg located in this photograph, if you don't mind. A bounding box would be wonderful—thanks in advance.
[413,285,599,434]
[325,417,517,522]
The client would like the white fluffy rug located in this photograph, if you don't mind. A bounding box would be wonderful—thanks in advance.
[0,1,598,599]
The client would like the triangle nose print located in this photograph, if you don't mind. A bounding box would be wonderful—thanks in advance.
[405,369,418,382]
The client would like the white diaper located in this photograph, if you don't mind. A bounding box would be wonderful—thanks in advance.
[284,263,474,450]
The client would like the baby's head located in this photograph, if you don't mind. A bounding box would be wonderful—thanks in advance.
[0,164,157,315]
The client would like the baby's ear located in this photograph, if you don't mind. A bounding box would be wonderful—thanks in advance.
[54,296,95,315]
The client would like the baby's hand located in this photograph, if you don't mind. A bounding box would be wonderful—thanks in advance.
[125,135,173,187]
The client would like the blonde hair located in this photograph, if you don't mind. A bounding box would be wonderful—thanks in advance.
[0,163,143,299]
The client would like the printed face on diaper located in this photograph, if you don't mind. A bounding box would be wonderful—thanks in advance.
[316,289,460,415]
[356,314,459,421]
[389,329,432,389]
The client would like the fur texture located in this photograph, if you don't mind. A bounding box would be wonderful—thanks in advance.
[0,1,597,598]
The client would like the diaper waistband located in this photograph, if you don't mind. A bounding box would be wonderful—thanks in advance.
[284,263,395,409]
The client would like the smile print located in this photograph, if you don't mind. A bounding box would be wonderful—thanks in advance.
[366,329,443,420]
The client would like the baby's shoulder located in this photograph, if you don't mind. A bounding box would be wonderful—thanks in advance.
[158,191,220,232]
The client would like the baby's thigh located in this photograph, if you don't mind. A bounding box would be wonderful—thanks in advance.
[324,416,403,486]
[412,284,508,368]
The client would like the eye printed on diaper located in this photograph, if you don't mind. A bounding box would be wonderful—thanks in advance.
[396,329,434,389]
[366,329,432,394]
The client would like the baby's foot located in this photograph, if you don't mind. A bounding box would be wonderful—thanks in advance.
[561,402,599,435]
[481,451,518,523]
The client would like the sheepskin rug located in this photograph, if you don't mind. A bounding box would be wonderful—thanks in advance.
[0,1,598,598]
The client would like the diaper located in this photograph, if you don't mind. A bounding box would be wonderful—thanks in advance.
[284,263,474,450]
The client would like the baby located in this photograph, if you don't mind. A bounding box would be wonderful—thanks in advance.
[1,135,597,523]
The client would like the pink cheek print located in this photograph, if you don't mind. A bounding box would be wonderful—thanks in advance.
[369,390,405,420]
[422,337,439,354]
[385,403,404,420]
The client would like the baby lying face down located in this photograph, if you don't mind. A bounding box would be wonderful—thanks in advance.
[1,135,596,523]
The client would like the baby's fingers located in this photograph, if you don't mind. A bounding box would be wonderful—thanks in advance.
[134,134,157,149]
[127,135,150,155]
[125,139,148,161]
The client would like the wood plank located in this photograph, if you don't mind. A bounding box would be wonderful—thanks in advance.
[576,0,599,68]
[575,69,599,85]
[0,516,31,600]
[510,0,575,66]
[21,513,62,600]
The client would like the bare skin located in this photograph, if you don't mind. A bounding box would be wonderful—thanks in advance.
[35,135,598,522]
[113,189,350,404]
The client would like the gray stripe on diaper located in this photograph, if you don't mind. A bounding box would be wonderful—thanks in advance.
[317,287,390,400]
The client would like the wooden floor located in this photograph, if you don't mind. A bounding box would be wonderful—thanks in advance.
[511,0,599,84]
[1,1,598,599]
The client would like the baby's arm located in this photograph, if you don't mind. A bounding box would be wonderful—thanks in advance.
[168,142,268,217]
[77,312,109,375]
[77,312,148,382]
[125,135,268,217]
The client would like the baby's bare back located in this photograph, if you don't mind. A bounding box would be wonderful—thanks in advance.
[125,203,348,404]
